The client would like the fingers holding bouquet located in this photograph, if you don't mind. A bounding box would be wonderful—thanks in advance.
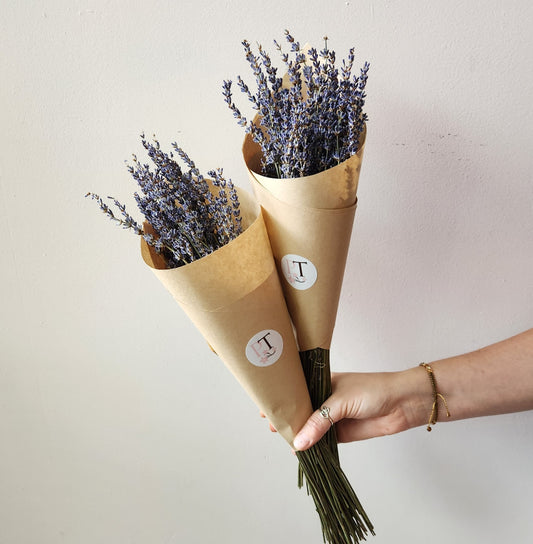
[293,372,417,450]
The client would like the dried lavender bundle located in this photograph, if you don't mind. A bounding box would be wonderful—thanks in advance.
[89,135,342,544]
[223,30,369,178]
[87,135,242,268]
[225,32,373,544]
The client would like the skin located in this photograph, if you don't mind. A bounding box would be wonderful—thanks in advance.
[290,328,533,451]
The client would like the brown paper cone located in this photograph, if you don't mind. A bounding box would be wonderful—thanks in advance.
[243,128,366,350]
[140,188,312,446]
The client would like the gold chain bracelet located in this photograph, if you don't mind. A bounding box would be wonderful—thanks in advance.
[419,363,451,431]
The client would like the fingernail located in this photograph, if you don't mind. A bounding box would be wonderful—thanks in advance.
[293,434,311,451]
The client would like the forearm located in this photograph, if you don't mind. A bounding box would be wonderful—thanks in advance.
[293,328,533,449]
[402,328,533,429]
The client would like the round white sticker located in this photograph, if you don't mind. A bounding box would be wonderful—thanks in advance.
[280,254,318,290]
[245,329,283,367]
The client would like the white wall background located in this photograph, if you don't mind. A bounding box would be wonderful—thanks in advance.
[1,1,532,543]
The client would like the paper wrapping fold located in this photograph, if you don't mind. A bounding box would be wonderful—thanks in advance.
[140,188,312,446]
[243,127,366,351]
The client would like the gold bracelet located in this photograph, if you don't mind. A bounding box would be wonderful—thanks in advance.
[419,362,451,431]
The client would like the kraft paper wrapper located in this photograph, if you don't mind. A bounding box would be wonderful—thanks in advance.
[140,188,312,446]
[243,126,366,350]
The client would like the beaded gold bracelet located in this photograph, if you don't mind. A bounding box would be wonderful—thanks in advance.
[419,363,451,431]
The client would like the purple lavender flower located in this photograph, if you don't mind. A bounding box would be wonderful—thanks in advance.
[224,31,369,178]
[87,135,242,268]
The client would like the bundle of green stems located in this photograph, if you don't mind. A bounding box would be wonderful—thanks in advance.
[297,348,374,543]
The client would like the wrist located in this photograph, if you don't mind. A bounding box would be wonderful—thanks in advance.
[393,366,434,431]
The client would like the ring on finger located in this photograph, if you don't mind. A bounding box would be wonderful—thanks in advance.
[319,406,334,427]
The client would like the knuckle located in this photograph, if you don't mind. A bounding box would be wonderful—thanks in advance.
[307,413,328,433]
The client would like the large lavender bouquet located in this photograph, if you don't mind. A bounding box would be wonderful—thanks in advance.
[88,135,372,541]
[225,32,373,544]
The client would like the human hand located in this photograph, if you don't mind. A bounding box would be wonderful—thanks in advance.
[292,369,428,450]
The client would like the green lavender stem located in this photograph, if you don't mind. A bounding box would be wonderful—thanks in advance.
[296,442,374,544]
[297,348,374,543]
[299,348,339,460]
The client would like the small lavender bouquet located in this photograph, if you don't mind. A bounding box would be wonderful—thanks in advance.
[87,135,244,266]
[87,134,317,463]
[225,32,373,543]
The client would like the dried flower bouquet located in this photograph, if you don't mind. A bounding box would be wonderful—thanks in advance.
[225,31,373,543]
[88,137,377,544]
[88,135,315,444]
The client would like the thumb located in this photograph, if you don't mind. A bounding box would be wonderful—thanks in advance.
[293,402,338,451]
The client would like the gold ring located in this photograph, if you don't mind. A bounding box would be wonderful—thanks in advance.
[319,406,334,427]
